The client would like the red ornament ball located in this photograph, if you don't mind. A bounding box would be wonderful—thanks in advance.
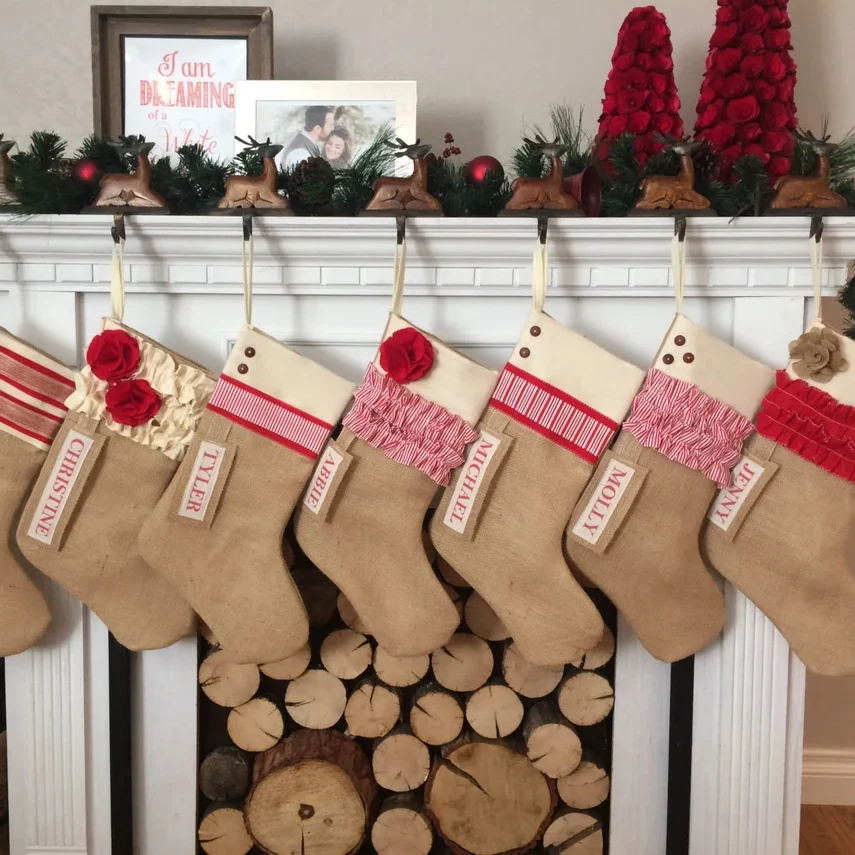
[75,159,100,183]
[466,156,504,185]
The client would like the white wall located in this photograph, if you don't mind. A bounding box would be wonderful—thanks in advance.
[1,0,853,162]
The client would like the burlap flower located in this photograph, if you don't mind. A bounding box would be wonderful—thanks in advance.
[789,327,849,383]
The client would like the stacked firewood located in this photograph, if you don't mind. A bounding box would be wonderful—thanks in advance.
[197,547,615,855]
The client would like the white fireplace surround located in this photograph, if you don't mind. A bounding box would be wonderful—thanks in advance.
[2,213,843,855]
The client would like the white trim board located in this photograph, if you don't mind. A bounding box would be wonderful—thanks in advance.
[802,749,855,806]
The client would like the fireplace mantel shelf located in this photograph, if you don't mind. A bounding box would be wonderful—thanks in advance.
[1,214,830,855]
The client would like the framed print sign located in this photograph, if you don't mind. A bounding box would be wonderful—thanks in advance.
[91,6,273,161]
[235,81,417,175]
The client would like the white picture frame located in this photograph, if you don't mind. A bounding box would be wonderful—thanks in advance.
[235,80,417,176]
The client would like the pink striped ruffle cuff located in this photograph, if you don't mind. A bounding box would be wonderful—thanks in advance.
[491,363,619,464]
[623,369,753,488]
[207,374,334,460]
[343,363,478,485]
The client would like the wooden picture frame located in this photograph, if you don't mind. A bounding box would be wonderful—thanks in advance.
[91,6,273,153]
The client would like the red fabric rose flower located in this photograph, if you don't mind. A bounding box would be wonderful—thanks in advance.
[654,113,675,134]
[105,379,162,427]
[708,122,737,147]
[777,77,795,101]
[379,328,435,385]
[764,27,791,49]
[761,101,789,130]
[617,90,648,114]
[722,74,750,98]
[649,72,668,95]
[743,143,769,162]
[602,95,617,114]
[726,94,760,124]
[740,54,766,78]
[715,47,744,74]
[768,156,792,178]
[698,101,725,128]
[742,4,770,31]
[623,67,649,89]
[741,32,766,52]
[762,130,792,152]
[653,53,674,72]
[627,111,652,134]
[606,115,629,136]
[711,23,740,46]
[736,121,763,143]
[615,52,635,71]
[86,329,141,382]
[753,79,778,102]
[764,53,788,81]
[636,52,654,71]
[768,7,789,25]
[717,6,736,23]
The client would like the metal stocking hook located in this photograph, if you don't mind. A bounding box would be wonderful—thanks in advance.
[537,216,549,245]
[396,215,406,246]
[242,212,254,242]
[810,214,824,244]
[111,213,126,245]
[675,216,687,243]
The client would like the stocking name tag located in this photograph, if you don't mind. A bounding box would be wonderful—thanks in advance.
[707,453,776,538]
[443,431,504,535]
[568,451,649,555]
[27,429,97,546]
[178,441,228,523]
[302,441,351,520]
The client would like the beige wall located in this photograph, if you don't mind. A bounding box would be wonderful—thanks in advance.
[2,0,854,160]
[2,0,855,768]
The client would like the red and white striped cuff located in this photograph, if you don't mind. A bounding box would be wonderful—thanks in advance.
[207,374,334,460]
[0,333,74,450]
[491,363,619,464]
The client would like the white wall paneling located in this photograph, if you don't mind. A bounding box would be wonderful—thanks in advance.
[3,213,847,855]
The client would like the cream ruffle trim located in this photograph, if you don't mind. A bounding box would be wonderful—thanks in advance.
[66,335,214,461]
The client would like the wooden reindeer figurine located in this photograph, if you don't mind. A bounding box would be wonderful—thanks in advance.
[218,137,289,210]
[0,135,18,206]
[634,137,711,212]
[504,137,578,212]
[364,138,442,213]
[94,137,167,209]
[770,131,847,211]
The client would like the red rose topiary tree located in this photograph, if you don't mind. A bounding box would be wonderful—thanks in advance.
[694,0,797,181]
[597,6,684,167]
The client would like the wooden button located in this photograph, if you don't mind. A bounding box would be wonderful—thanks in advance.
[530,326,541,337]
[244,347,256,358]
[520,347,531,358]
[662,354,674,365]
[683,353,695,363]
[674,335,686,346]
[237,364,249,374]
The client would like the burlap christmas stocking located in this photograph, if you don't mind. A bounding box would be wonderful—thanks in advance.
[16,249,213,650]
[430,243,645,666]
[565,308,773,662]
[703,313,855,675]
[294,241,497,656]
[0,329,75,655]
[138,324,355,664]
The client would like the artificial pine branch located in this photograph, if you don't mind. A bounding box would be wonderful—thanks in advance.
[333,125,397,215]
[511,105,593,179]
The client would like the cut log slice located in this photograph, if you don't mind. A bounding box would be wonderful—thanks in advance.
[227,697,285,753]
[320,629,373,680]
[247,729,378,855]
[371,794,434,855]
[345,681,401,739]
[567,628,615,672]
[198,803,253,855]
[431,634,494,693]
[372,729,432,793]
[542,808,603,854]
[260,644,312,681]
[292,563,339,628]
[425,741,555,855]
[441,582,464,625]
[436,556,470,588]
[557,755,610,810]
[557,673,615,727]
[409,684,465,747]
[199,747,251,802]
[199,650,260,708]
[373,646,431,688]
[523,702,582,780]
[502,642,564,699]
[338,592,370,635]
[465,684,524,740]
[285,669,347,729]
[464,592,511,642]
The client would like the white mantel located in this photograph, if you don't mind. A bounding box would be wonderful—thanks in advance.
[2,213,845,855]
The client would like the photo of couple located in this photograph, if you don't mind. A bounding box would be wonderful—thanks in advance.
[255,100,398,171]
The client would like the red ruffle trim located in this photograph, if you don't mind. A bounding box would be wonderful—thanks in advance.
[756,370,855,483]
[623,369,754,488]
[343,363,479,485]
